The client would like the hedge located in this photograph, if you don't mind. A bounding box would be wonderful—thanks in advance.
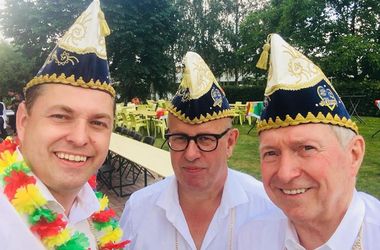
[223,80,380,117]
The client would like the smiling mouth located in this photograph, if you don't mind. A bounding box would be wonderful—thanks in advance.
[55,152,87,162]
[281,188,309,195]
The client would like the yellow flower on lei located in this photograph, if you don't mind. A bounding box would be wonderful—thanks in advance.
[0,150,18,175]
[99,195,109,211]
[12,184,47,214]
[99,227,123,247]
[42,228,71,248]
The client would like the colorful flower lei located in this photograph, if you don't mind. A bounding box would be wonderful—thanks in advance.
[0,137,130,250]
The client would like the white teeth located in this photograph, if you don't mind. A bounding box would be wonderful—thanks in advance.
[56,152,87,162]
[282,188,307,195]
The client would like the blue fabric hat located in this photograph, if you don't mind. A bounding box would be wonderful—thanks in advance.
[168,52,235,124]
[256,34,358,134]
[24,0,115,97]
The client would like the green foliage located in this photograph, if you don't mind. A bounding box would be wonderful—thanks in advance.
[334,80,380,116]
[0,41,34,96]
[223,84,265,103]
[1,0,379,104]
[104,0,179,102]
[240,0,380,82]
[0,0,91,68]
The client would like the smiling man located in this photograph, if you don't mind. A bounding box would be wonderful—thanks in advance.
[0,1,128,249]
[120,51,274,250]
[237,34,380,249]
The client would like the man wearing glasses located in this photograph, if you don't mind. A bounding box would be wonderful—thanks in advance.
[120,52,274,249]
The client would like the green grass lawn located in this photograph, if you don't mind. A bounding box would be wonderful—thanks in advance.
[154,116,380,199]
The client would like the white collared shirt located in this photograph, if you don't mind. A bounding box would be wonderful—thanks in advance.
[120,168,274,250]
[0,174,100,250]
[237,190,380,250]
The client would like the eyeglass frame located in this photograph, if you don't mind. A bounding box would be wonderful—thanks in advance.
[164,127,232,152]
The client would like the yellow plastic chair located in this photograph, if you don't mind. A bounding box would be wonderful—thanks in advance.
[129,113,150,136]
[232,102,245,125]
[120,110,131,129]
[153,118,167,139]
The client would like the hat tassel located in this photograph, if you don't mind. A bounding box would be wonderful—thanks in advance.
[98,10,111,37]
[256,42,270,70]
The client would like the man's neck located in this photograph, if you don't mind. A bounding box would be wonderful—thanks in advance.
[49,188,79,216]
[292,196,353,250]
[178,184,224,250]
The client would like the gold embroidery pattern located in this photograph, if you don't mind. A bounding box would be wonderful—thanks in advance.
[284,43,321,83]
[211,87,223,108]
[257,112,358,134]
[24,73,115,97]
[52,50,79,66]
[317,86,337,111]
[167,104,235,124]
[265,44,328,96]
[58,5,107,59]
[176,86,191,103]
[181,56,221,99]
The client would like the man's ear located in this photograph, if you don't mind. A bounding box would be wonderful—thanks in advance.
[348,135,365,177]
[16,102,28,143]
[226,128,239,158]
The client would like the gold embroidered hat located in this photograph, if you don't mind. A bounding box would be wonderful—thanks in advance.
[24,0,115,97]
[256,34,358,134]
[167,52,235,124]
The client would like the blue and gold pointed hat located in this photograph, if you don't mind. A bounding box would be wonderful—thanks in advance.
[167,52,235,124]
[256,34,358,134]
[24,0,115,97]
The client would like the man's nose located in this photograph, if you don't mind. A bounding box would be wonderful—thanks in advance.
[66,120,90,147]
[183,139,201,161]
[276,151,302,183]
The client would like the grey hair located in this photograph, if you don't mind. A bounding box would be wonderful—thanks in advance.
[328,125,356,148]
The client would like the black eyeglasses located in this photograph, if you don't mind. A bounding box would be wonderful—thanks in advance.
[164,128,231,152]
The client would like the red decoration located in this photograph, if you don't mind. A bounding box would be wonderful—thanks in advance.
[3,171,36,200]
[88,174,97,190]
[100,240,131,250]
[91,209,116,223]
[0,138,18,156]
[31,214,67,238]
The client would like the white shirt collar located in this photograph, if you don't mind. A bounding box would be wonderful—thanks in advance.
[33,174,99,224]
[284,190,365,250]
[156,168,249,216]
[218,169,249,217]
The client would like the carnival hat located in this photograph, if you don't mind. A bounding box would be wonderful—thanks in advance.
[24,0,115,97]
[256,33,358,134]
[167,51,235,124]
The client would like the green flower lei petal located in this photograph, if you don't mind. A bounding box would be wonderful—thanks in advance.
[1,161,30,178]
[95,191,104,199]
[29,208,57,224]
[92,219,118,231]
[56,231,89,250]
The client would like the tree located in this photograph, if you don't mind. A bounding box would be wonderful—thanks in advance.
[240,0,380,82]
[1,0,180,101]
[0,41,34,96]
[104,0,180,101]
[0,0,91,70]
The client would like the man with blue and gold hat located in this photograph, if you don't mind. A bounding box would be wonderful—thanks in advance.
[237,34,380,250]
[0,1,129,249]
[120,51,274,249]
